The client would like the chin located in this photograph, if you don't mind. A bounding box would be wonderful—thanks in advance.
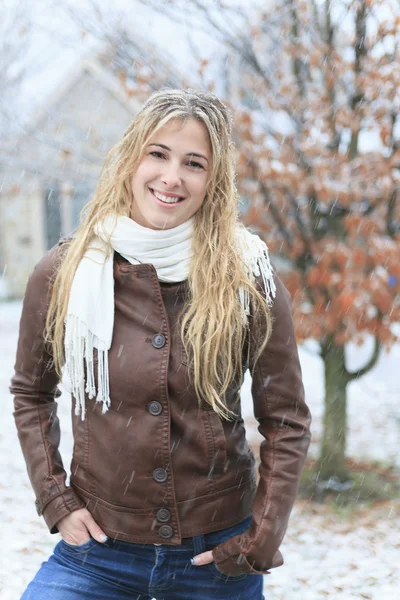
[147,216,180,230]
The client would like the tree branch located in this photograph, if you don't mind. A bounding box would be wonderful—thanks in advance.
[348,0,368,160]
[387,189,398,238]
[257,179,294,252]
[285,187,315,246]
[138,0,307,135]
[288,0,306,101]
[345,336,381,381]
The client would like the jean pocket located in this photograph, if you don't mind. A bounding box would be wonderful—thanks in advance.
[61,537,97,553]
[205,561,248,581]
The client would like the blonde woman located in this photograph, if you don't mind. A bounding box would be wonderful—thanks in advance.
[11,88,311,600]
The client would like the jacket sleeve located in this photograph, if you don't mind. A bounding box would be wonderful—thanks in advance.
[212,271,312,576]
[9,244,85,534]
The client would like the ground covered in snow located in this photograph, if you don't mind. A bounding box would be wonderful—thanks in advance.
[1,301,399,599]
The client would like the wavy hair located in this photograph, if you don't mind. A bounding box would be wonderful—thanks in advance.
[46,88,273,419]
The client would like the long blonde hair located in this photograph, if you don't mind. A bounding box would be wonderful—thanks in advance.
[46,88,273,419]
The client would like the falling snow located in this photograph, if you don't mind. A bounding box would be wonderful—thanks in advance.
[1,301,399,599]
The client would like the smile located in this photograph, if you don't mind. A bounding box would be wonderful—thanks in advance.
[150,188,186,205]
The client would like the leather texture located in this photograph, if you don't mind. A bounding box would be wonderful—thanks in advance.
[10,241,311,575]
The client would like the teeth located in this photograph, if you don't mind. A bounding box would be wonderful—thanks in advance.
[152,190,183,204]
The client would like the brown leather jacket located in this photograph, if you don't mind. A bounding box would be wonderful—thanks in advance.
[10,240,311,576]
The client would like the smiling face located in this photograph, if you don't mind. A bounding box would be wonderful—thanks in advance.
[130,118,212,230]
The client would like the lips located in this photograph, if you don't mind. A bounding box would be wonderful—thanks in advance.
[149,188,186,205]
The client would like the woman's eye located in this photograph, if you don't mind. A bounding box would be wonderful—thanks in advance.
[150,151,166,159]
[187,160,204,170]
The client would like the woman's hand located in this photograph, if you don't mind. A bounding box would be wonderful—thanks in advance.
[57,508,108,546]
[191,550,214,566]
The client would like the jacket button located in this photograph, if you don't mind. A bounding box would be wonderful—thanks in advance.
[148,401,163,416]
[153,468,168,483]
[152,334,166,349]
[159,525,173,539]
[156,508,171,523]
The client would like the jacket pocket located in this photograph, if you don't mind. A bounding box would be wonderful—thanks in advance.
[203,409,227,475]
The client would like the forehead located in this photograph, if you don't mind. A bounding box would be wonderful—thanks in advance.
[149,118,212,156]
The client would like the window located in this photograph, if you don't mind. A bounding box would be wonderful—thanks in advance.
[44,184,62,250]
[43,181,92,249]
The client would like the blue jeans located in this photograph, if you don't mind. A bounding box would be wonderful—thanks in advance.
[21,516,265,599]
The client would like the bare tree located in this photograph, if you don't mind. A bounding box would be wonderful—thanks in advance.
[0,1,36,142]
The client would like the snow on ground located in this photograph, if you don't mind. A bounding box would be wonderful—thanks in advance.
[1,300,399,599]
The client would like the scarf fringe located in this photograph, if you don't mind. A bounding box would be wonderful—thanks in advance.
[64,315,111,420]
[237,229,276,323]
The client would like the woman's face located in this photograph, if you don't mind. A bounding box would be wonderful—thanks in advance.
[130,118,212,230]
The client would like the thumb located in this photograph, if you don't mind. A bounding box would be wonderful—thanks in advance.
[83,512,108,543]
[192,550,214,565]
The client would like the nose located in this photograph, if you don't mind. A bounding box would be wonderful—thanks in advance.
[161,162,182,188]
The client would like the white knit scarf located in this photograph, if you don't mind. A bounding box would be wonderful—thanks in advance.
[64,215,276,419]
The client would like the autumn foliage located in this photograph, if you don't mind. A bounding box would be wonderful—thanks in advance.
[226,0,400,351]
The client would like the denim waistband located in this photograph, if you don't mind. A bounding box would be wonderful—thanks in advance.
[154,516,252,549]
[154,536,195,547]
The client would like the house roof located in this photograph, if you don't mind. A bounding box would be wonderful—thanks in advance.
[14,31,185,142]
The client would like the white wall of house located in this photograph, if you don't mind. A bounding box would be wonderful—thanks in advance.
[0,177,45,298]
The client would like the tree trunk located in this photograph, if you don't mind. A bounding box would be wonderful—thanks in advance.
[318,337,349,482]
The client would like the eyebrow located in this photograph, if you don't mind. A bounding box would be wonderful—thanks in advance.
[148,143,209,164]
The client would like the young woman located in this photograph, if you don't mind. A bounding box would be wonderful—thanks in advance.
[11,88,311,600]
